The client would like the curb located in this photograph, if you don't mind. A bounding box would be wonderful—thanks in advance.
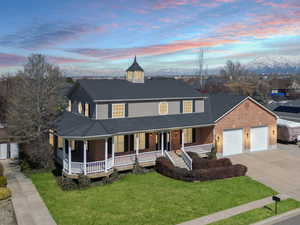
[251,207,300,225]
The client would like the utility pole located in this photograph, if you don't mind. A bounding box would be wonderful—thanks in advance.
[198,49,204,90]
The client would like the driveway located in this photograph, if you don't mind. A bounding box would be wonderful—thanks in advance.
[229,144,300,201]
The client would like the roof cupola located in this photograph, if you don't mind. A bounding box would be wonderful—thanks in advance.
[126,56,144,83]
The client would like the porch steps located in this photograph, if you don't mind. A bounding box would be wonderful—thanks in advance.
[168,151,189,170]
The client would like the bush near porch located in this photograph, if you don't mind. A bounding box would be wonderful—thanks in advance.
[30,172,276,225]
[155,155,247,182]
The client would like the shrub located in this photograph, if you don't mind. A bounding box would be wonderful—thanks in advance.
[207,145,217,160]
[78,175,91,189]
[192,158,232,170]
[0,187,11,200]
[155,157,194,182]
[186,152,201,161]
[57,176,78,191]
[0,176,7,187]
[0,162,4,176]
[19,160,31,172]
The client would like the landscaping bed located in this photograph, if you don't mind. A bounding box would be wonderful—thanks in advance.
[155,153,247,182]
[209,198,300,225]
[30,171,276,225]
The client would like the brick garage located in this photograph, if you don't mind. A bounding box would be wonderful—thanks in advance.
[214,98,277,155]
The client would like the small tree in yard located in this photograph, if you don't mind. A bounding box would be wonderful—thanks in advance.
[6,54,68,168]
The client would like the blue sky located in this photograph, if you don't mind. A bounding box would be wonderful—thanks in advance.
[1,0,300,75]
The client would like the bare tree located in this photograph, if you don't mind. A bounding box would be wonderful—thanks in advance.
[220,60,249,80]
[6,54,68,168]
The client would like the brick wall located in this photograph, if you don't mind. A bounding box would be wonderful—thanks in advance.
[214,99,277,154]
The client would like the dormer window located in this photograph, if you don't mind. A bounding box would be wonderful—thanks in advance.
[183,100,193,113]
[78,102,83,114]
[85,103,89,117]
[159,102,168,115]
[112,103,125,118]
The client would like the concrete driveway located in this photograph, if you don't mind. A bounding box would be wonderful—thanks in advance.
[229,144,300,201]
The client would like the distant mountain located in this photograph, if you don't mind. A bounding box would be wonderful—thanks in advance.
[246,56,300,74]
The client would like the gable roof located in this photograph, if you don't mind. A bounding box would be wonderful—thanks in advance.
[208,94,278,122]
[75,79,204,102]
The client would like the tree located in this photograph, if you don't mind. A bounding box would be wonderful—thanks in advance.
[220,60,249,80]
[6,54,68,168]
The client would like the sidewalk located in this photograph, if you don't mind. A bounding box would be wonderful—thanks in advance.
[2,160,57,225]
[252,208,300,225]
[178,194,288,225]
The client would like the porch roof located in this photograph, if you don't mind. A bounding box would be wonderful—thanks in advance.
[55,111,213,139]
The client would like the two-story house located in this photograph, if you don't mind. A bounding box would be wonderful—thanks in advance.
[52,57,278,178]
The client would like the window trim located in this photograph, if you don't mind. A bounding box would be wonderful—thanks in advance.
[183,100,193,114]
[159,102,168,115]
[78,102,83,114]
[112,103,125,118]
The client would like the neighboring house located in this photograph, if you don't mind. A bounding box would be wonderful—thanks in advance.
[268,100,300,142]
[0,123,19,160]
[52,57,278,178]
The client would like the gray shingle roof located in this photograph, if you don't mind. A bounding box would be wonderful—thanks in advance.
[207,94,247,121]
[126,56,144,72]
[76,79,203,101]
[268,102,300,122]
[55,110,213,138]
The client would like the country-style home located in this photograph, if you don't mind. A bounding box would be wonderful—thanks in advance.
[51,57,278,178]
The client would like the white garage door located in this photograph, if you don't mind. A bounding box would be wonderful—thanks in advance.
[0,143,8,159]
[250,127,268,152]
[223,129,243,156]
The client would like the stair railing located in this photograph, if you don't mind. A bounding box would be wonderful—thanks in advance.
[165,151,176,166]
[181,149,193,170]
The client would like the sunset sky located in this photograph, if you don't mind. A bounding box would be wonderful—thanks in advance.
[1,0,300,76]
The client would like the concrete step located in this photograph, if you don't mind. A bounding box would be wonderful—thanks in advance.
[168,151,189,169]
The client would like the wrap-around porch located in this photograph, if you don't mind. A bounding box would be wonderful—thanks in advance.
[55,126,214,177]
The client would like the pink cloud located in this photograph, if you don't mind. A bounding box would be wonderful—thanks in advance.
[0,53,25,67]
[68,37,239,60]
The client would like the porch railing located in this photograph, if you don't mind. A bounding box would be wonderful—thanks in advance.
[63,150,164,175]
[114,154,136,167]
[87,160,105,174]
[181,149,192,170]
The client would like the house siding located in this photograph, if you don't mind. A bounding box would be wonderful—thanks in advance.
[214,99,277,154]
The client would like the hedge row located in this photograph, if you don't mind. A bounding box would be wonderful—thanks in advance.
[155,156,247,182]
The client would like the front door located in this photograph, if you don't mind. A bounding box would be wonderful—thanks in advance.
[171,130,181,151]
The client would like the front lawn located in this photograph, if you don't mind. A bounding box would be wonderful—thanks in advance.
[209,198,300,225]
[30,172,276,225]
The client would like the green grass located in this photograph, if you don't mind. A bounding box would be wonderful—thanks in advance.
[30,172,277,225]
[210,198,300,225]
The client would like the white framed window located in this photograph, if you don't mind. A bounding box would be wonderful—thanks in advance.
[114,135,124,152]
[85,103,89,117]
[159,102,168,115]
[134,133,145,150]
[112,103,125,118]
[78,102,83,114]
[184,128,193,144]
[183,100,193,113]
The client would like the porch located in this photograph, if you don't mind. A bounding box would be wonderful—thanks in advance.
[55,126,214,178]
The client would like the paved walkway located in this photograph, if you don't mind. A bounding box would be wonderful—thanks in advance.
[179,194,287,225]
[2,160,57,225]
[252,208,300,225]
[229,148,300,201]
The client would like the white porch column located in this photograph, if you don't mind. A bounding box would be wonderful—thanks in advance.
[62,138,65,171]
[68,140,72,175]
[112,137,115,167]
[105,138,108,172]
[181,129,185,150]
[161,132,164,155]
[83,140,87,175]
[135,134,140,156]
